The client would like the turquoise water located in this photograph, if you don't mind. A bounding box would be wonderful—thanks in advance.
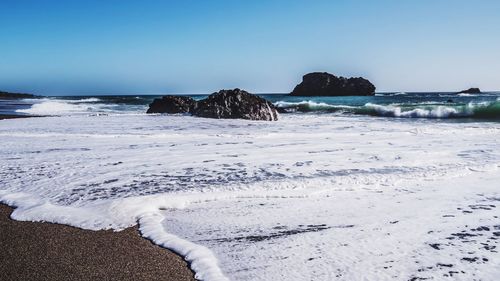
[3,92,500,120]
[264,92,500,120]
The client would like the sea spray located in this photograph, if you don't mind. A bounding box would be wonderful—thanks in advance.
[274,100,500,119]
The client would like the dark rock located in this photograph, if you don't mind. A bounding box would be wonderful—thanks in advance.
[192,89,278,121]
[146,89,278,121]
[276,107,288,114]
[290,72,375,96]
[458,88,481,94]
[471,226,490,231]
[0,91,38,100]
[146,96,196,114]
[429,243,441,250]
[451,232,477,239]
[461,257,479,263]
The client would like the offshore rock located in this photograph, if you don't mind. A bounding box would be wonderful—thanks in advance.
[290,72,375,96]
[458,88,481,94]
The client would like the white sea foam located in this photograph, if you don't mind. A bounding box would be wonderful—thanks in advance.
[16,100,91,115]
[375,92,407,96]
[1,114,499,280]
[393,91,407,95]
[15,97,140,115]
[364,101,500,118]
[274,100,356,112]
[65,97,102,103]
[364,103,460,118]
[274,100,336,108]
[274,100,500,119]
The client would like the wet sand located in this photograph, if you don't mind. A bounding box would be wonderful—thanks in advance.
[0,204,196,281]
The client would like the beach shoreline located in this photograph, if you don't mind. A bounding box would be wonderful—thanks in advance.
[0,203,195,281]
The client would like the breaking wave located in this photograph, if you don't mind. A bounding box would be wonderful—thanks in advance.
[17,99,107,115]
[375,92,407,97]
[274,100,355,112]
[275,100,500,119]
[16,97,145,115]
[13,94,500,120]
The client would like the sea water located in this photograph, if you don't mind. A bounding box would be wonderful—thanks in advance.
[8,92,500,120]
[1,92,499,280]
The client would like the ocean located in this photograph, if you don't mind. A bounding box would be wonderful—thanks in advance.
[1,92,500,280]
[3,91,500,120]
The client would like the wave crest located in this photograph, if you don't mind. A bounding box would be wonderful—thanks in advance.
[274,100,354,113]
[362,103,460,118]
[275,100,500,119]
[16,98,111,115]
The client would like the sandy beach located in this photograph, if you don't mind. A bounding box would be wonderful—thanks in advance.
[0,204,195,281]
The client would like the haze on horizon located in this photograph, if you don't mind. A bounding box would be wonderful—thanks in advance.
[1,0,499,95]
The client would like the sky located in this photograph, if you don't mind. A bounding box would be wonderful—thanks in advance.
[1,0,499,95]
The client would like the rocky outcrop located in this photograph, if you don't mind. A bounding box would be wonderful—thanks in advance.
[146,89,278,121]
[290,72,375,96]
[146,96,196,114]
[458,88,481,94]
[0,91,38,100]
[193,89,278,121]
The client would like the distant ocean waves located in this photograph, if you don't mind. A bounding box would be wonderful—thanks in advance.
[9,93,500,120]
[274,99,500,119]
[15,97,150,115]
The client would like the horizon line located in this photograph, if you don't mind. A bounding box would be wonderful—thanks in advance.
[9,89,498,97]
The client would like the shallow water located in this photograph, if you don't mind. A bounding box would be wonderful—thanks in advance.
[5,91,500,121]
[1,111,499,280]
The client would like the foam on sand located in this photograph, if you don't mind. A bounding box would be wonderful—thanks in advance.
[1,114,499,280]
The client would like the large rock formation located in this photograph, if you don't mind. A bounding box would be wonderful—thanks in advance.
[0,91,38,99]
[193,89,278,121]
[146,96,196,114]
[147,89,279,121]
[458,88,481,94]
[290,72,375,96]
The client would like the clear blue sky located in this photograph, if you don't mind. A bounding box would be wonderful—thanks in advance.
[1,0,499,95]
